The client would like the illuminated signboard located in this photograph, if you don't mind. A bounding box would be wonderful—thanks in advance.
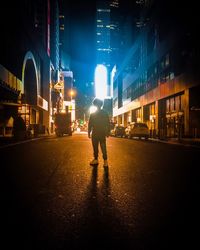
[54,82,64,90]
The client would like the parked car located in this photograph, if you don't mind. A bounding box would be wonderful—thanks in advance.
[125,122,149,139]
[110,124,126,137]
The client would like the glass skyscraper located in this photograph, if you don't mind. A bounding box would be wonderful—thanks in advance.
[96,0,119,97]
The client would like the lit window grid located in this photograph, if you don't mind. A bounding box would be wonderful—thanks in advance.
[97,9,110,12]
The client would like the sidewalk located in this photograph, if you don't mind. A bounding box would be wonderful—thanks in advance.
[149,137,200,148]
[0,133,51,148]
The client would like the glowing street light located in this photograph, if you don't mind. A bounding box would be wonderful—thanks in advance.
[94,64,107,99]
[69,89,76,101]
[70,90,74,99]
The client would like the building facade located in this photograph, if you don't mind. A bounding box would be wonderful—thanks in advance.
[96,0,120,96]
[0,0,61,137]
[113,0,200,138]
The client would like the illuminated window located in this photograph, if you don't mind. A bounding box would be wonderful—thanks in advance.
[97,48,111,51]
[110,0,119,7]
[97,9,110,12]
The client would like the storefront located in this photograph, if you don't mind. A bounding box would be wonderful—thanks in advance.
[0,64,22,137]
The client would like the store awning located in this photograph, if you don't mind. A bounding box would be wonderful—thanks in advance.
[0,102,22,106]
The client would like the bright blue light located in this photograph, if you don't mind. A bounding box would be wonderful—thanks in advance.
[94,64,107,99]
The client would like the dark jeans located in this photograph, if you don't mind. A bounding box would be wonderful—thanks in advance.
[92,135,107,160]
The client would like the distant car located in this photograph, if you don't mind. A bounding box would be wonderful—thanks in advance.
[125,122,149,139]
[111,125,126,138]
[54,113,72,137]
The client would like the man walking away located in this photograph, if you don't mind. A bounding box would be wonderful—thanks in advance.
[88,98,110,167]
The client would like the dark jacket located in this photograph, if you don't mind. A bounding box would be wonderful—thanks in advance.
[88,109,110,138]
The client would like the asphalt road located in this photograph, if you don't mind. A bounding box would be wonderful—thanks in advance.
[1,133,199,249]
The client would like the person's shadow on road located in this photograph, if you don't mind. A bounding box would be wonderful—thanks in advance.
[71,164,133,249]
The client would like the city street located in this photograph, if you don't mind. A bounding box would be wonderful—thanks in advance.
[1,133,199,249]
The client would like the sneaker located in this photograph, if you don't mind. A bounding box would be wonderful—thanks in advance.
[90,159,99,165]
[103,160,108,167]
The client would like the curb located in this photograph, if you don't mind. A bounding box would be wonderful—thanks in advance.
[149,138,200,148]
[0,135,52,149]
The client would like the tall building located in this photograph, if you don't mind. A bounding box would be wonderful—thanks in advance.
[58,1,71,71]
[112,0,200,138]
[96,0,120,67]
[50,0,60,72]
[96,0,111,69]
[109,0,120,69]
[95,0,120,118]
[0,0,61,137]
[58,1,75,121]
[96,0,120,96]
